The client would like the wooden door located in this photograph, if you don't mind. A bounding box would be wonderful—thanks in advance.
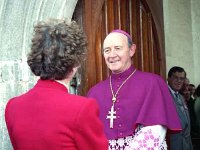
[73,0,165,95]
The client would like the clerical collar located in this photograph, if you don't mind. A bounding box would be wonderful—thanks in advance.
[111,66,135,80]
[168,85,179,95]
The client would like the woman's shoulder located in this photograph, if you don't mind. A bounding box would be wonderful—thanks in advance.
[67,94,98,108]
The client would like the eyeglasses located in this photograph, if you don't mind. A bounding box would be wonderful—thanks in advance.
[171,75,185,82]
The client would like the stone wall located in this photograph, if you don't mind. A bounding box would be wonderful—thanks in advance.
[164,0,200,86]
[0,0,77,149]
[191,0,200,86]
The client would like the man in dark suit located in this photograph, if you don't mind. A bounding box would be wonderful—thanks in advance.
[167,66,193,150]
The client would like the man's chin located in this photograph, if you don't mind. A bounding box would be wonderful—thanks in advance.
[108,66,118,71]
[177,85,183,89]
[111,69,122,74]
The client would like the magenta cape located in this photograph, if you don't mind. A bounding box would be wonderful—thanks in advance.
[87,66,181,140]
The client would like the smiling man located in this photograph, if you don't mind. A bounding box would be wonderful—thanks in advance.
[167,66,193,150]
[102,31,135,74]
[87,30,181,150]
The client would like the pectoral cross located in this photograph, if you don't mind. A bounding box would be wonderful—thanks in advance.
[112,96,116,103]
[106,105,116,128]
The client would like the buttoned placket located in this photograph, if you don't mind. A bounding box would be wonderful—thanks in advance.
[114,93,124,137]
[109,69,136,137]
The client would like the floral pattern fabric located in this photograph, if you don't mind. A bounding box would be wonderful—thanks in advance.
[108,125,167,150]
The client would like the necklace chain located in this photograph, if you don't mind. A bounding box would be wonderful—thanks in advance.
[109,69,137,103]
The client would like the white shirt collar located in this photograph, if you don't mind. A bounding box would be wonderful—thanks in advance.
[168,85,179,95]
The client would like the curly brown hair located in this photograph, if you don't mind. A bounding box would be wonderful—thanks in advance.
[27,18,87,80]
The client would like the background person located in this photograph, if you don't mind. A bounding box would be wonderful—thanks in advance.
[188,84,198,136]
[167,66,193,150]
[194,84,200,135]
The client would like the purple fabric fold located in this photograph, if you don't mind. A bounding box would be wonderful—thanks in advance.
[87,66,181,140]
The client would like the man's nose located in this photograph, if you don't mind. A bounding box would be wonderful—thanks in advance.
[109,49,117,57]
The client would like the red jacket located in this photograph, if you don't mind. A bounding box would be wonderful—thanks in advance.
[5,79,108,150]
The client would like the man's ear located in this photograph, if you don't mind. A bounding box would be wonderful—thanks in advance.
[130,44,136,57]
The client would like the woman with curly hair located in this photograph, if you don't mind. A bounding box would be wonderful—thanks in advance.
[5,18,108,150]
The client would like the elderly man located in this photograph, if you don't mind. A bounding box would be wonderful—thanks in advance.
[87,29,181,150]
